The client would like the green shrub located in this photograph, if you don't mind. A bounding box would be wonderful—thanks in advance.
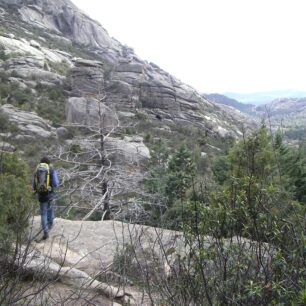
[125,127,136,135]
[35,84,66,124]
[0,112,9,131]
[0,49,8,61]
[69,144,82,153]
[47,60,70,76]
[144,132,151,143]
[112,243,138,279]
[0,153,33,251]
[142,128,305,305]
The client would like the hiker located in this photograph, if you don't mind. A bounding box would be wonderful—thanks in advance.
[33,156,59,240]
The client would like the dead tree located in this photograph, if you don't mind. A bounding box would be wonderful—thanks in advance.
[55,64,149,221]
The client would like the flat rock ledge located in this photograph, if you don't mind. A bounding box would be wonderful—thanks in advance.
[23,216,185,305]
[21,216,273,305]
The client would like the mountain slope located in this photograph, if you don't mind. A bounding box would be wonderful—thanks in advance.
[0,0,260,225]
[0,0,253,142]
[203,93,255,113]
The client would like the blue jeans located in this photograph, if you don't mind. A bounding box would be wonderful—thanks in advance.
[40,200,54,234]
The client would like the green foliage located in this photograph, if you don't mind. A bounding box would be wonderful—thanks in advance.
[144,132,151,143]
[165,145,196,205]
[213,127,306,204]
[0,112,10,131]
[145,141,196,228]
[170,127,306,305]
[0,71,33,108]
[275,136,306,203]
[69,144,82,154]
[228,126,274,180]
[124,127,136,135]
[0,153,33,252]
[112,243,137,279]
[0,69,66,126]
[134,111,147,120]
[35,83,66,124]
[47,59,70,76]
[0,48,8,61]
[212,155,231,184]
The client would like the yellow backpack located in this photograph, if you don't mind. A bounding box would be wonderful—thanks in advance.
[35,163,51,193]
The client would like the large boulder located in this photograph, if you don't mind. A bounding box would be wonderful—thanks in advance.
[27,216,274,305]
[66,97,118,132]
[26,216,186,305]
[69,58,105,96]
[105,136,150,165]
[0,35,72,63]
[4,56,66,85]
[0,104,55,139]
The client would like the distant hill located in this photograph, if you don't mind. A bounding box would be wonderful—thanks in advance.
[204,92,306,141]
[256,97,306,115]
[203,93,254,113]
[224,90,306,105]
[255,97,306,140]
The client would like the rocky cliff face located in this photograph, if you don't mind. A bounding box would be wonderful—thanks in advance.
[0,0,258,224]
[1,0,116,49]
[0,0,250,143]
[0,0,259,213]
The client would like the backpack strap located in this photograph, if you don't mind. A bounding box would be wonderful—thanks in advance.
[49,167,54,188]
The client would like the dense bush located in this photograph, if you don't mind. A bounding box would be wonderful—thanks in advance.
[0,153,33,252]
[144,142,196,228]
[172,128,306,305]
[0,153,36,304]
[142,127,305,305]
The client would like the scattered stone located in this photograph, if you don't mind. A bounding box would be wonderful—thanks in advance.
[0,141,15,152]
[0,104,55,139]
[106,137,150,164]
[56,127,70,139]
[8,77,29,89]
[30,39,41,49]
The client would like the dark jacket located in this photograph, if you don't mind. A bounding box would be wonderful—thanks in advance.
[33,166,59,202]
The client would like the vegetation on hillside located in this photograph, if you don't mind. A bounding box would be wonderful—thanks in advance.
[0,3,304,304]
[138,126,305,305]
[0,153,32,246]
[0,153,36,305]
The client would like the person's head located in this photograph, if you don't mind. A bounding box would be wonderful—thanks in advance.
[40,156,50,164]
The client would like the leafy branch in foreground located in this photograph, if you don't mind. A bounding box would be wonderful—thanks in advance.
[133,127,305,305]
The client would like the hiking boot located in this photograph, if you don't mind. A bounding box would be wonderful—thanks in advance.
[42,232,49,240]
[48,223,53,230]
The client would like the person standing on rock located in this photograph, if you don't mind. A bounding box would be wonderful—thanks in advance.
[33,156,59,240]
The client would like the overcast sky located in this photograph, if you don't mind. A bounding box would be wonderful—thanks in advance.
[71,0,306,94]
